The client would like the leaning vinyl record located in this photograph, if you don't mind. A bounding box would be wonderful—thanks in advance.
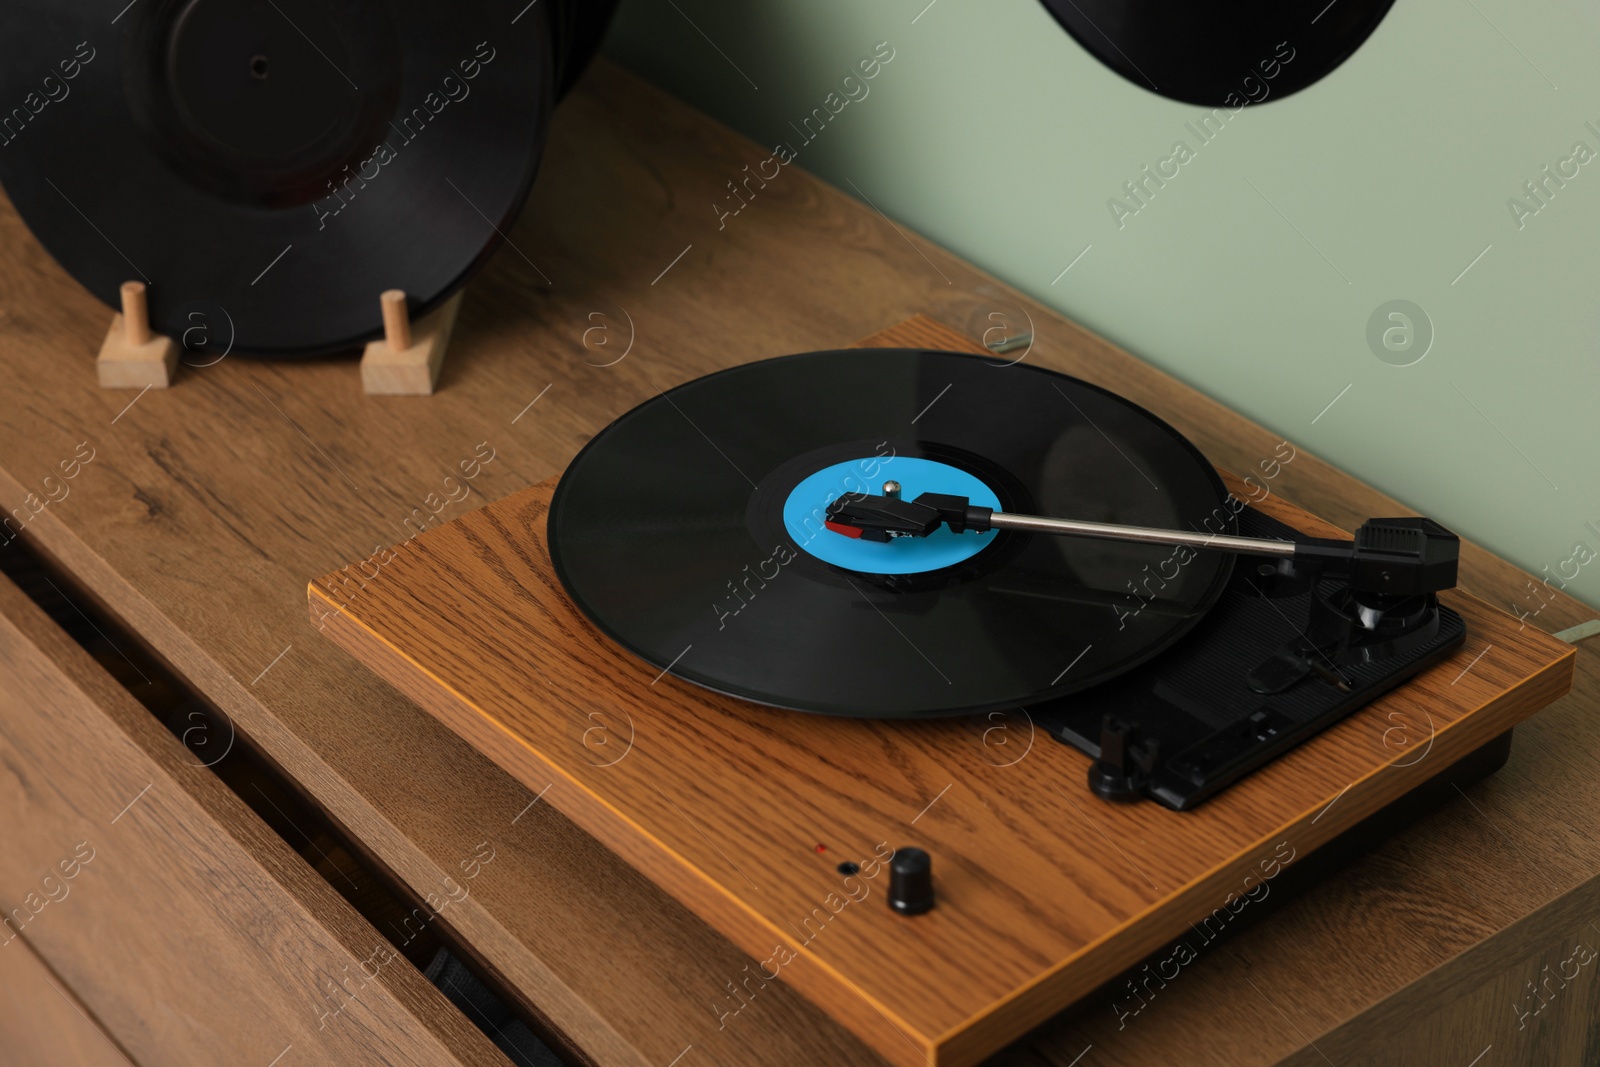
[549,349,1239,718]
[0,0,560,356]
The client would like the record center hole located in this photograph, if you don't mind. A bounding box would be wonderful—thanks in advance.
[250,55,269,80]
[837,861,860,876]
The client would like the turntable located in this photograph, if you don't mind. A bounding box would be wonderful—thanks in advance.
[311,319,1575,1066]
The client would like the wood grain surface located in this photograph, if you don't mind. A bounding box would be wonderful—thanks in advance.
[309,323,1574,1066]
[0,934,132,1067]
[0,568,506,1066]
[0,57,1595,1066]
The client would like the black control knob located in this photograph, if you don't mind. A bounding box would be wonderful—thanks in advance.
[888,847,934,915]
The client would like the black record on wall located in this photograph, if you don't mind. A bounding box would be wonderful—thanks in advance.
[0,0,616,358]
[1037,0,1395,106]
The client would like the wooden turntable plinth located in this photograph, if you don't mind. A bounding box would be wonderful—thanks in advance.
[310,319,1576,1067]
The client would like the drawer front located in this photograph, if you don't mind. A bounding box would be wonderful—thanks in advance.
[0,932,130,1067]
[0,571,501,1067]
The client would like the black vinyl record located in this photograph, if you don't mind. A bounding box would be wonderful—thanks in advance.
[549,349,1238,718]
[1037,0,1394,107]
[0,0,611,357]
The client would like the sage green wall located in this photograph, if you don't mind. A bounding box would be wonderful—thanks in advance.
[606,0,1600,613]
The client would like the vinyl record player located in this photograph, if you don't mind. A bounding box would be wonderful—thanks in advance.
[310,318,1575,1067]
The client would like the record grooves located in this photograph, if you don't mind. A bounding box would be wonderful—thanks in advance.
[549,348,1238,718]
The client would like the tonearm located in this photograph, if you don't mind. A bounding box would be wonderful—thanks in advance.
[824,481,1460,597]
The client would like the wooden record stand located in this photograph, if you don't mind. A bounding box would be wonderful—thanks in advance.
[95,281,462,395]
[309,318,1576,1067]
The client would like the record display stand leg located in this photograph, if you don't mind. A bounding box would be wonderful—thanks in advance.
[361,290,462,396]
[97,281,178,390]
